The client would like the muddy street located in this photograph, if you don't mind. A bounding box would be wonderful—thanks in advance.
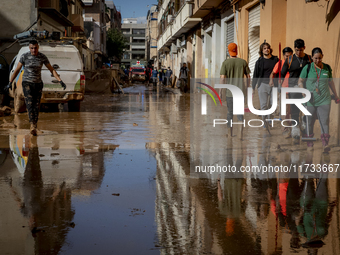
[1,84,340,255]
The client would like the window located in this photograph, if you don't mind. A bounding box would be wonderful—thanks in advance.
[132,29,145,35]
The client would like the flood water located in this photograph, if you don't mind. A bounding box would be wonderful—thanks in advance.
[1,84,340,255]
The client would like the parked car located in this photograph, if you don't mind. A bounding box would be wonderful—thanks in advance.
[8,43,85,112]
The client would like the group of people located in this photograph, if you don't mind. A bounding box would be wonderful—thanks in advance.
[149,63,191,93]
[150,66,173,87]
[220,39,339,152]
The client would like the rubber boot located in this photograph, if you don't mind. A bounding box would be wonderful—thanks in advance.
[321,134,330,153]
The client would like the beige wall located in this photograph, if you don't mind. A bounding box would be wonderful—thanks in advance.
[195,29,204,79]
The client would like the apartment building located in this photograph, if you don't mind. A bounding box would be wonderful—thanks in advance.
[105,1,122,30]
[121,18,147,68]
[0,0,78,62]
[83,0,110,68]
[146,6,158,67]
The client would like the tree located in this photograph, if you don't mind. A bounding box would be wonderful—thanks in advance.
[106,28,128,62]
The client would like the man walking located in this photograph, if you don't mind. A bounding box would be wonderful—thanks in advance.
[179,63,190,93]
[281,39,311,140]
[252,42,279,123]
[151,67,158,87]
[8,40,66,136]
[220,43,251,139]
[165,67,172,87]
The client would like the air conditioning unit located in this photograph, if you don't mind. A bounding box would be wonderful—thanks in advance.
[167,15,173,23]
[171,43,177,54]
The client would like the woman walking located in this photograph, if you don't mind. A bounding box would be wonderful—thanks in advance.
[298,47,339,152]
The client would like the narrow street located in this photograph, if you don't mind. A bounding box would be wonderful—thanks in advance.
[0,83,340,254]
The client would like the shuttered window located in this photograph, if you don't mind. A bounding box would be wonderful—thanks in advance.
[226,19,234,57]
[248,4,260,75]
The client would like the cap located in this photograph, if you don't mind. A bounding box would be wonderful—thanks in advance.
[228,43,237,57]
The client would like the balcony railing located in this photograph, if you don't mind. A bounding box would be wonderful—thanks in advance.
[157,3,201,50]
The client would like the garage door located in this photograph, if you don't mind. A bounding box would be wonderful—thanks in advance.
[248,4,260,75]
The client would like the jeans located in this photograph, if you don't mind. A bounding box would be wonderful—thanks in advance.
[22,81,43,125]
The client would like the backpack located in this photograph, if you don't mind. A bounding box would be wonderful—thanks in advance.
[181,67,188,77]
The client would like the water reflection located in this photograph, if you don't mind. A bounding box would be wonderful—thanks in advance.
[151,137,340,254]
[0,131,118,254]
[1,89,340,254]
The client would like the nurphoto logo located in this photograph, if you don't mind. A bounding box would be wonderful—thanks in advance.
[198,82,312,128]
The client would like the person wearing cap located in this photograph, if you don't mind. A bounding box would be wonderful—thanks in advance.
[220,43,251,139]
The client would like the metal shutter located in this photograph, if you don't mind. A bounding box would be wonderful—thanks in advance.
[226,19,234,47]
[248,4,260,75]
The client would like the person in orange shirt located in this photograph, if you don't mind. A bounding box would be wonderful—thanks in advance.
[270,47,293,136]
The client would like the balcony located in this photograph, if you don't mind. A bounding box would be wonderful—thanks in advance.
[191,0,226,18]
[38,0,73,27]
[157,3,201,50]
[71,14,84,32]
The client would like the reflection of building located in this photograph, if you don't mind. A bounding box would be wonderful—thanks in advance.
[146,6,158,68]
[146,93,340,254]
[121,18,146,68]
[0,129,117,254]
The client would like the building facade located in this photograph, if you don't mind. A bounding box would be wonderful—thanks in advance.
[83,0,110,68]
[105,1,122,31]
[121,18,147,68]
[146,6,158,68]
[0,0,77,63]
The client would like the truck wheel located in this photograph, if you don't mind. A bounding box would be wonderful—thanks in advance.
[68,100,81,112]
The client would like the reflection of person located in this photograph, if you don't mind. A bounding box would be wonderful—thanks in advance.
[296,164,336,253]
[220,43,251,139]
[298,47,339,152]
[281,39,312,140]
[20,135,75,252]
[8,40,66,136]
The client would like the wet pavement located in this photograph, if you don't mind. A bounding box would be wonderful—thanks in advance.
[1,83,340,254]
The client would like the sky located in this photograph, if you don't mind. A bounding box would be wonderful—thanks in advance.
[106,0,156,24]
